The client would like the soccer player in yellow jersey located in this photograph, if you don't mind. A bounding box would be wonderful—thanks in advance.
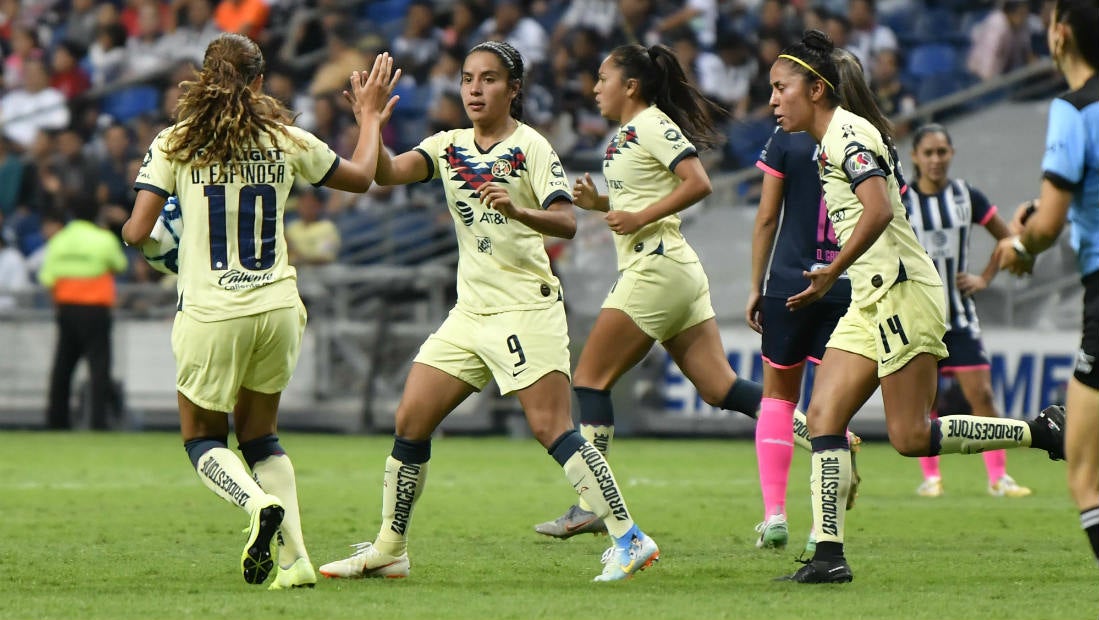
[534,43,856,545]
[768,30,1066,583]
[319,41,658,583]
[121,35,399,588]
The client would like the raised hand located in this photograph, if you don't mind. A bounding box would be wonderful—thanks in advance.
[344,52,402,126]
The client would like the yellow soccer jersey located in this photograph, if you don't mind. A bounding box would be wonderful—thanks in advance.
[818,106,940,307]
[601,105,701,271]
[415,124,571,313]
[135,123,338,321]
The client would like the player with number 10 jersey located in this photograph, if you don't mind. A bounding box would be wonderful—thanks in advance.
[136,123,336,320]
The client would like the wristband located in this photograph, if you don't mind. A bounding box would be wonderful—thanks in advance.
[1012,236,1033,262]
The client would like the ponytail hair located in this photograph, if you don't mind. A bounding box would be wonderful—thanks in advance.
[778,29,841,106]
[832,47,895,150]
[607,43,725,149]
[165,33,304,169]
[468,40,525,121]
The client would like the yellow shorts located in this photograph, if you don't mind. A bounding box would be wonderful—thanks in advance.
[414,302,571,395]
[172,301,307,412]
[602,254,715,342]
[826,279,948,377]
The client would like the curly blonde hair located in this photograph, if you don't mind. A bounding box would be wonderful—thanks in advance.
[164,33,305,168]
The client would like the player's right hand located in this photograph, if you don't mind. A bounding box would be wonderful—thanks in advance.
[1009,199,1037,235]
[572,173,599,210]
[745,289,763,334]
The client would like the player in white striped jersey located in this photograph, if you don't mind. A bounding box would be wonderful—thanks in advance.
[903,123,1031,499]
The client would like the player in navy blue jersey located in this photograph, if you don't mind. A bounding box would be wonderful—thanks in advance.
[998,0,1099,570]
[748,126,856,551]
[904,123,1032,499]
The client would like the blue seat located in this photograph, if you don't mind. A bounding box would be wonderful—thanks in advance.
[907,43,958,78]
[101,85,160,122]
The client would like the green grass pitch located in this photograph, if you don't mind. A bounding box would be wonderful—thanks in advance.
[2,431,1094,619]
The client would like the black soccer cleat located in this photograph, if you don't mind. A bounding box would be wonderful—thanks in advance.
[776,558,854,584]
[1030,405,1066,461]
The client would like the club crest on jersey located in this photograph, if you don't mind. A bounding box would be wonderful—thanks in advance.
[604,126,639,161]
[476,235,493,254]
[491,159,512,178]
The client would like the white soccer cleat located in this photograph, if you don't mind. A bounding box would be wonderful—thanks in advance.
[917,476,944,498]
[754,513,789,549]
[593,531,659,582]
[989,474,1032,498]
[319,542,410,579]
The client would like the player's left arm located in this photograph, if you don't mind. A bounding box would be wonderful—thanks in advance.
[122,189,167,246]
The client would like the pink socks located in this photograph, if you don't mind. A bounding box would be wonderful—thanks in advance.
[756,397,795,517]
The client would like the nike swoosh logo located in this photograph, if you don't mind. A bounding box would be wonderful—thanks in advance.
[879,356,896,364]
[565,518,596,532]
[512,368,527,377]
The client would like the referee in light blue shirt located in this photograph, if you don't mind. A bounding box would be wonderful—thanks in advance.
[998,0,1099,571]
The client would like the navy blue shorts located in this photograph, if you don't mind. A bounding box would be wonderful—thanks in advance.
[760,296,848,368]
[1075,271,1099,389]
[939,327,990,373]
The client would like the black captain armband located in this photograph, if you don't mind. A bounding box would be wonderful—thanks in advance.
[841,145,887,188]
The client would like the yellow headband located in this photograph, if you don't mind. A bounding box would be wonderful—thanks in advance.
[778,54,835,92]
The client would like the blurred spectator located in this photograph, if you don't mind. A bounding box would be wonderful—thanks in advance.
[161,0,221,66]
[427,46,463,101]
[608,0,660,49]
[49,41,91,100]
[552,0,618,46]
[0,221,30,311]
[824,12,864,69]
[39,197,127,430]
[125,0,173,79]
[871,48,916,133]
[51,130,100,210]
[3,25,43,91]
[441,2,487,52]
[966,0,1035,81]
[848,0,898,74]
[428,90,470,133]
[668,28,721,96]
[0,137,24,218]
[286,188,340,267]
[213,0,268,41]
[88,22,129,87]
[477,0,549,68]
[308,19,370,97]
[60,0,99,49]
[392,1,444,85]
[96,124,137,233]
[273,2,326,79]
[712,34,757,119]
[656,0,718,50]
[756,0,794,47]
[0,58,69,150]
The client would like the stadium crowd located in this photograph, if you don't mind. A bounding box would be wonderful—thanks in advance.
[0,0,1057,285]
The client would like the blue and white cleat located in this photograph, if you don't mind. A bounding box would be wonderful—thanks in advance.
[593,529,659,582]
